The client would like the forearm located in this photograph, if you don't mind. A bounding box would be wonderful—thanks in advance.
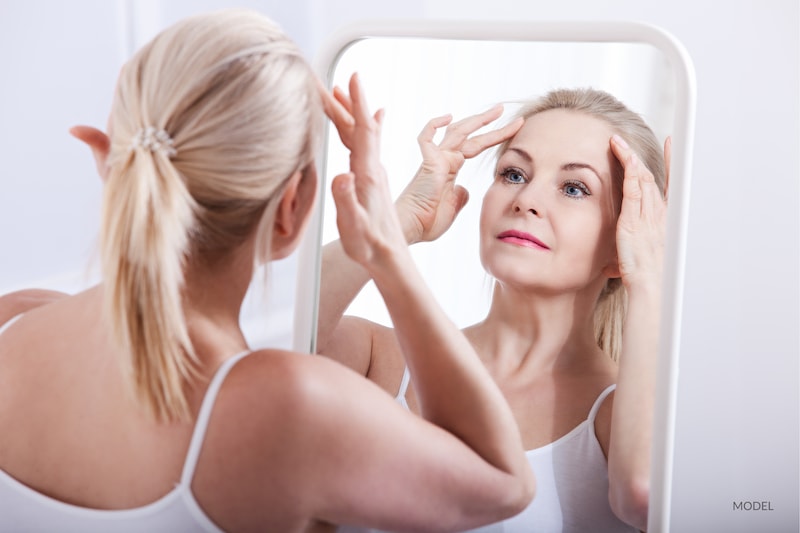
[316,201,421,354]
[608,283,661,530]
[369,247,529,479]
[315,240,372,353]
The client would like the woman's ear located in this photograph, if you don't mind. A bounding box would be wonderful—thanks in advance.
[70,125,111,182]
[271,165,318,259]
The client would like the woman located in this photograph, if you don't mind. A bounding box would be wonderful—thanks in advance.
[319,87,669,532]
[0,9,535,532]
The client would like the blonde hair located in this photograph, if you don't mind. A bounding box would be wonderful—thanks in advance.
[497,88,666,361]
[101,9,322,421]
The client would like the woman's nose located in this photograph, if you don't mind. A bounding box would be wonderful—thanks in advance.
[512,183,542,217]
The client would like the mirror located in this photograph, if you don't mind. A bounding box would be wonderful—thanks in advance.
[296,20,695,532]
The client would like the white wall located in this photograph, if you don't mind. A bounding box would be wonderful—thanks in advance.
[0,0,797,530]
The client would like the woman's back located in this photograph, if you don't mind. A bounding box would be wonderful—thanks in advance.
[0,288,382,531]
[0,289,307,530]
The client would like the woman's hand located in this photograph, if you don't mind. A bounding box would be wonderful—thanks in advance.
[396,108,523,244]
[326,74,407,270]
[320,79,523,245]
[610,135,669,291]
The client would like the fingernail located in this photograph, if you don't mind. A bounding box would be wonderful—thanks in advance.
[613,134,629,149]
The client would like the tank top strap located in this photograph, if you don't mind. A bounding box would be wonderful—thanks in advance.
[395,366,411,403]
[587,384,616,422]
[180,350,251,485]
[0,313,24,337]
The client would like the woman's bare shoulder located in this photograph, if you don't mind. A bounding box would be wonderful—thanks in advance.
[193,347,410,527]
[0,288,70,327]
[212,348,380,433]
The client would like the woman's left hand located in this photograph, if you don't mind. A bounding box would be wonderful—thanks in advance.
[609,135,669,290]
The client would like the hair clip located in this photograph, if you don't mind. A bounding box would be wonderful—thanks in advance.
[131,126,177,158]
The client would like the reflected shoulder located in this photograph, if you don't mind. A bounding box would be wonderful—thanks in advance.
[0,288,70,327]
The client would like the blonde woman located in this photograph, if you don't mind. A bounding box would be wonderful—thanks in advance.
[320,88,669,532]
[0,10,535,532]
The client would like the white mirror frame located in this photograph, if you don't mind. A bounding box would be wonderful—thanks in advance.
[296,20,696,533]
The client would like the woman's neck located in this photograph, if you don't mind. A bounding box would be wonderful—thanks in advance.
[467,281,606,378]
[180,242,256,367]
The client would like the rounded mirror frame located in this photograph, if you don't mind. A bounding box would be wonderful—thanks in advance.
[298,20,696,532]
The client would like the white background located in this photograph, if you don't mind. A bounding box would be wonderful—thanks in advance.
[0,0,797,530]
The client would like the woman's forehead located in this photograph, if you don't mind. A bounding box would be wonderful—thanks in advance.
[508,109,615,164]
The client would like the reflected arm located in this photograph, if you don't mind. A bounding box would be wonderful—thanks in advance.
[315,239,372,358]
[606,135,667,531]
[607,283,660,531]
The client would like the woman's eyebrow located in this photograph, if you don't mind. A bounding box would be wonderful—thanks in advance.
[507,147,532,162]
[562,162,604,183]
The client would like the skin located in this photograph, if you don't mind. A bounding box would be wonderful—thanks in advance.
[318,92,668,531]
[0,74,535,532]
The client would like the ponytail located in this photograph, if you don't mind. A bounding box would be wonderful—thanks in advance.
[101,9,323,422]
[101,133,199,422]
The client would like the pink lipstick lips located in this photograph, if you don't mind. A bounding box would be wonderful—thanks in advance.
[497,230,550,250]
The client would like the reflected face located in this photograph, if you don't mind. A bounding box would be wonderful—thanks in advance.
[479,109,622,294]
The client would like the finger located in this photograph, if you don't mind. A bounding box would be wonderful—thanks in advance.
[349,73,374,126]
[69,125,110,180]
[315,75,333,113]
[319,84,354,132]
[315,77,342,119]
[418,114,454,142]
[333,85,353,114]
[610,135,647,217]
[374,108,386,135]
[663,136,672,201]
[610,134,657,182]
[609,134,635,169]
[461,116,524,159]
[439,104,504,150]
[331,172,363,231]
[417,113,454,157]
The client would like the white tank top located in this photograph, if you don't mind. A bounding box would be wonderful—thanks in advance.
[341,370,637,533]
[0,316,247,532]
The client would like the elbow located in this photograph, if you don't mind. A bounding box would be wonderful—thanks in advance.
[445,472,535,533]
[501,466,537,520]
[609,476,649,531]
[517,469,537,514]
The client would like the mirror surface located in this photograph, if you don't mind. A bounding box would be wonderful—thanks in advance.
[307,23,694,532]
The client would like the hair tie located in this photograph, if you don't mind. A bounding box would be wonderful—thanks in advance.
[131,126,177,158]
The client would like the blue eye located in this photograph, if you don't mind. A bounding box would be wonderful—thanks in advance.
[499,167,526,184]
[562,180,590,198]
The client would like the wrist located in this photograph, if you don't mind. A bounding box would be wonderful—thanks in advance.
[622,277,661,304]
[368,243,417,290]
[395,197,422,244]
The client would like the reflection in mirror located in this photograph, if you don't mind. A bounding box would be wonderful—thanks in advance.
[323,37,675,328]
[306,24,694,533]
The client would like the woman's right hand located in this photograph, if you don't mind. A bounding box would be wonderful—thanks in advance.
[327,74,407,271]
[395,107,523,244]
